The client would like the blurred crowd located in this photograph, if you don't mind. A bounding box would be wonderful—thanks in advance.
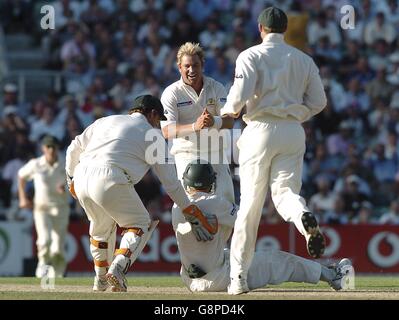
[0,0,399,226]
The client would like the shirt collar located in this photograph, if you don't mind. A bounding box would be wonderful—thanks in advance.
[39,155,59,167]
[262,33,285,44]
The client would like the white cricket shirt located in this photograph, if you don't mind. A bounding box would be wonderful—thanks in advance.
[65,113,190,209]
[221,33,327,123]
[172,192,238,273]
[18,155,68,208]
[161,76,228,155]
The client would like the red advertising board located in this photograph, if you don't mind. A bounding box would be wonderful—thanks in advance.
[62,222,399,273]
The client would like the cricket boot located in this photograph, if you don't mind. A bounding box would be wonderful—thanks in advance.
[302,212,326,258]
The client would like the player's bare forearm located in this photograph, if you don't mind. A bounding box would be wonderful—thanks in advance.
[17,177,32,209]
[162,123,195,139]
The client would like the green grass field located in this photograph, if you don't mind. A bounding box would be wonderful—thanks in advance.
[0,275,398,300]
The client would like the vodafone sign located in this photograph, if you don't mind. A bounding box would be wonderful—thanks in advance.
[368,232,399,268]
[63,222,399,273]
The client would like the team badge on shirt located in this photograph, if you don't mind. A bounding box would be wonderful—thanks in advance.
[207,98,216,106]
[177,101,193,107]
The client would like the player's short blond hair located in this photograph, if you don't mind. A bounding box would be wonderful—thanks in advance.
[176,42,205,66]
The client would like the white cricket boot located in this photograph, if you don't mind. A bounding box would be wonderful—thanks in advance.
[106,258,128,292]
[228,277,250,295]
[327,258,354,291]
[93,275,109,292]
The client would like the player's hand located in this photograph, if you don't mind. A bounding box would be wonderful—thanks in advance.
[191,221,213,241]
[203,108,214,127]
[190,213,218,241]
[182,204,218,235]
[194,109,214,130]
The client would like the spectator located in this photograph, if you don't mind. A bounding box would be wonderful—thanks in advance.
[366,143,397,185]
[56,94,93,129]
[351,201,378,224]
[368,39,391,71]
[366,67,394,102]
[341,175,371,221]
[308,142,342,183]
[307,11,341,48]
[199,18,227,50]
[309,176,337,221]
[79,0,109,30]
[379,200,399,224]
[364,11,396,46]
[29,106,65,143]
[327,121,355,157]
[60,30,96,71]
[340,78,370,114]
[146,33,171,77]
[324,196,349,224]
[284,0,309,52]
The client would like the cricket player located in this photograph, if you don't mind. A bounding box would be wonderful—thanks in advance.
[161,42,235,203]
[65,95,216,292]
[18,135,69,278]
[220,7,328,294]
[172,161,353,293]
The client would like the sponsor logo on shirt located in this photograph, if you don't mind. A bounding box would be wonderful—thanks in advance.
[177,101,193,107]
[235,74,243,79]
[164,109,168,114]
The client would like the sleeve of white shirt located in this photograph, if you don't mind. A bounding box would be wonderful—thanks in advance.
[215,199,238,228]
[18,159,36,181]
[65,119,99,178]
[220,51,257,117]
[302,60,327,121]
[151,162,190,210]
[215,82,228,115]
[160,87,178,128]
[143,128,189,209]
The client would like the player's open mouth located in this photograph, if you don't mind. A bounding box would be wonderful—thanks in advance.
[188,74,197,80]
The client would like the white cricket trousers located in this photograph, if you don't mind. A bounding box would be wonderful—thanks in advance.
[181,249,321,292]
[73,164,151,274]
[230,119,310,280]
[174,151,235,203]
[34,205,69,277]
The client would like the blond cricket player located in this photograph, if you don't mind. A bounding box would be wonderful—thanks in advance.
[161,42,235,203]
[221,7,328,294]
[173,161,353,293]
[18,135,69,278]
[65,95,217,292]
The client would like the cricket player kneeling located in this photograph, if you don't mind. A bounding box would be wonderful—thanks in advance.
[173,160,354,293]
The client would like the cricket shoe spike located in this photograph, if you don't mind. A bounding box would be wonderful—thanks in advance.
[227,277,250,295]
[93,275,109,292]
[328,258,353,291]
[106,263,128,292]
[302,212,326,258]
